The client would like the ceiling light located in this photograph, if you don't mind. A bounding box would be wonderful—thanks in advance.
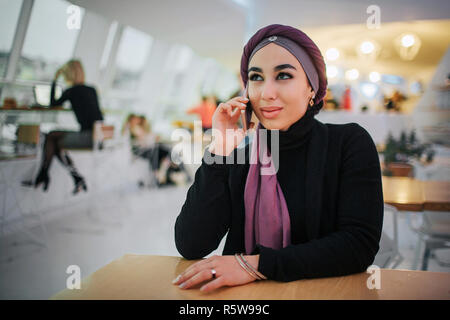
[369,71,381,83]
[394,33,421,60]
[361,82,378,99]
[345,68,359,81]
[401,34,415,48]
[360,41,375,54]
[326,65,338,78]
[326,48,340,61]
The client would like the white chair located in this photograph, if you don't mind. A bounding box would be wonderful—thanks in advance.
[59,121,129,233]
[68,121,120,194]
[1,124,48,263]
[408,143,450,269]
[129,134,160,189]
[374,204,403,268]
[414,211,450,270]
[411,143,450,181]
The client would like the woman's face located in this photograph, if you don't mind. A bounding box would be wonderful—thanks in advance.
[247,43,313,131]
[129,116,140,126]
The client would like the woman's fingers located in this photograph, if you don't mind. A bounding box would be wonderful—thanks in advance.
[218,103,233,118]
[211,95,252,154]
[200,276,227,293]
[179,269,215,290]
[173,263,207,285]
[172,255,257,293]
[218,100,247,118]
[222,96,248,105]
[232,96,249,103]
[173,256,217,285]
[231,107,241,118]
[231,99,249,110]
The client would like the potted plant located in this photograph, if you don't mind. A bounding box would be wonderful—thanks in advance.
[382,130,435,177]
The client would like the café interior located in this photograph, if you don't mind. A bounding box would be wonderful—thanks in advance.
[0,0,449,299]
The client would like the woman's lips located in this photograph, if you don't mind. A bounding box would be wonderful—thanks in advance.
[260,107,283,119]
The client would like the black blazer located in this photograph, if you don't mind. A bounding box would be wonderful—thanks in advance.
[175,119,384,282]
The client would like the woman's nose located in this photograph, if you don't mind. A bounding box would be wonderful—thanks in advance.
[260,80,278,101]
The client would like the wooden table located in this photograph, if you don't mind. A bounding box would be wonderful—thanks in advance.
[422,180,450,211]
[382,176,450,212]
[51,255,450,300]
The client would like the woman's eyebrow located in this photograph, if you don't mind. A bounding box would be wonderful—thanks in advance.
[248,64,297,73]
[274,64,296,71]
[248,66,262,73]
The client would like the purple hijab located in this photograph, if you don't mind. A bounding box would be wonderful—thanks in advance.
[242,24,327,254]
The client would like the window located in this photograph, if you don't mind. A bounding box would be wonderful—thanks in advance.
[16,0,84,82]
[112,26,152,91]
[99,21,118,72]
[0,0,23,78]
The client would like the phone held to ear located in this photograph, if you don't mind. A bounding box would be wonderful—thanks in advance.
[241,85,253,132]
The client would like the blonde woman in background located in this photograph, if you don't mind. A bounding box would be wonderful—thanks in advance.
[22,60,103,194]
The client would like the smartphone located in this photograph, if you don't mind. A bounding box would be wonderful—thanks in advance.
[241,85,253,132]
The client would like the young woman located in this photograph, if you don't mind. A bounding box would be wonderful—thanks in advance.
[173,24,383,292]
[23,60,103,194]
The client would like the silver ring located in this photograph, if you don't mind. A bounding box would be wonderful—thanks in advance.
[211,269,216,279]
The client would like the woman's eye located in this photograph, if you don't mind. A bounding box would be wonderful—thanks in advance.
[277,72,292,80]
[249,73,291,81]
[249,74,263,81]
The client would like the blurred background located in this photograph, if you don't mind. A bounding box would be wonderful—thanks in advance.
[0,0,449,299]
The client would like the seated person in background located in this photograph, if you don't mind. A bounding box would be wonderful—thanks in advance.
[122,114,191,187]
[123,113,155,148]
[186,96,217,132]
[385,90,405,112]
[22,59,103,194]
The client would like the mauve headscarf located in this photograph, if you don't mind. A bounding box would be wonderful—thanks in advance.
[242,24,328,254]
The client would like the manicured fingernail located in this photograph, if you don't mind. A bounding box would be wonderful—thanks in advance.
[179,282,186,289]
[240,103,246,107]
[172,275,181,283]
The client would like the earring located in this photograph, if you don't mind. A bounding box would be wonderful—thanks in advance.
[309,97,315,107]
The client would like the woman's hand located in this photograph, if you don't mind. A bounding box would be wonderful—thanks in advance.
[172,255,260,293]
[209,96,254,156]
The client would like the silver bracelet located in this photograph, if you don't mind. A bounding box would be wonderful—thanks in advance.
[234,254,261,280]
[239,253,267,280]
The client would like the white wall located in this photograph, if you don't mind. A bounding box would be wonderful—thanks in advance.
[134,39,172,119]
[73,10,111,87]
